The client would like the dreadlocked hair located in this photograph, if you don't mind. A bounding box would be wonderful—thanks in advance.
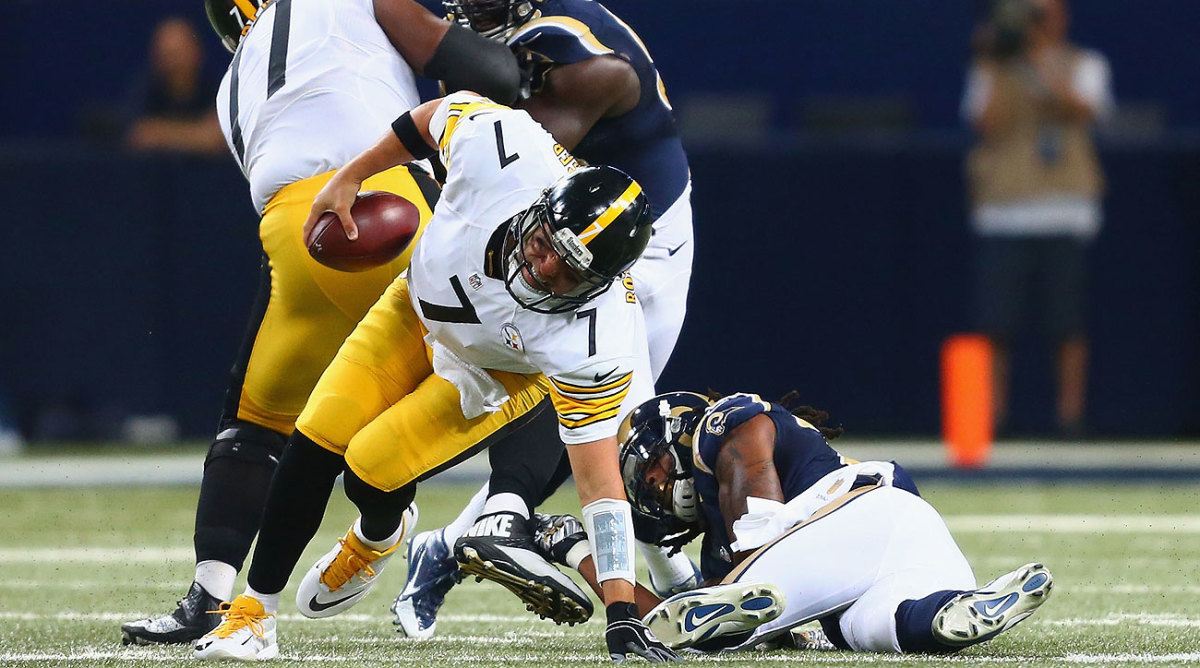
[706,388,844,440]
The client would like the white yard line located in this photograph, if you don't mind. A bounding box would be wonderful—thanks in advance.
[944,515,1200,532]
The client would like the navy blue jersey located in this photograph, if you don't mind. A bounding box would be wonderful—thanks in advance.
[508,0,689,219]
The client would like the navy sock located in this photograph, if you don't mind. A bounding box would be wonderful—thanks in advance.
[894,590,964,654]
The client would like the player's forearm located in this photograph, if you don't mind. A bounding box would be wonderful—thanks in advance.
[338,99,440,184]
[576,555,661,612]
[569,438,638,605]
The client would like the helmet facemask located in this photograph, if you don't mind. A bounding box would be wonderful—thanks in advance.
[503,198,616,314]
[443,0,538,41]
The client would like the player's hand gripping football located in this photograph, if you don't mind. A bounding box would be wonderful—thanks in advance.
[605,602,681,663]
[305,172,363,242]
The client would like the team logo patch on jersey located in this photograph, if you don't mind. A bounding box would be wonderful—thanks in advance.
[501,323,523,352]
[705,411,727,436]
[468,272,483,290]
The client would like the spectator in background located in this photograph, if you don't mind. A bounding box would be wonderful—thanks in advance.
[962,0,1113,438]
[126,17,225,154]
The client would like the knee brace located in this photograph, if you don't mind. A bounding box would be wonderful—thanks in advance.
[204,422,287,470]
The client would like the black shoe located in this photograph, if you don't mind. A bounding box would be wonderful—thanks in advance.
[120,581,224,645]
[454,511,594,625]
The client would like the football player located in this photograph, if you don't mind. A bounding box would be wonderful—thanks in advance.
[119,0,520,647]
[193,92,678,663]
[392,0,699,640]
[533,391,1055,654]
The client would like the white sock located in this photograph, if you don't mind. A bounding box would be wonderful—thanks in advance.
[243,587,280,614]
[353,515,407,551]
[638,540,697,588]
[482,492,530,519]
[194,561,237,602]
[443,483,490,543]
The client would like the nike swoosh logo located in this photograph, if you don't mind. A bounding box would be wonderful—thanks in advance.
[307,591,361,613]
[667,241,687,256]
[976,593,1018,618]
[593,367,619,383]
[683,603,734,633]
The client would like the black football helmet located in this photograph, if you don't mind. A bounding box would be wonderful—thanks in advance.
[204,0,269,52]
[504,166,652,314]
[444,0,539,41]
[618,392,712,544]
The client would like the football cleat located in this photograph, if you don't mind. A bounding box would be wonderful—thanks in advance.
[455,511,594,625]
[643,582,785,650]
[296,505,416,619]
[391,527,458,639]
[120,581,223,645]
[193,594,277,661]
[933,562,1053,647]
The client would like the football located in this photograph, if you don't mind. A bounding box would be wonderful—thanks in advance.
[305,191,421,272]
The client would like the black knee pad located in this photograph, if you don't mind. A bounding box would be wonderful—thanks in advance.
[204,422,287,470]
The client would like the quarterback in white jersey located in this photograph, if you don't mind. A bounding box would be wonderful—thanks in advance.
[195,90,677,662]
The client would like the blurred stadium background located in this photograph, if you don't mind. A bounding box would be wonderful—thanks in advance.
[1,0,1199,665]
[2,0,1200,444]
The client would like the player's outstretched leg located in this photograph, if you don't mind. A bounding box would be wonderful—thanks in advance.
[296,505,417,618]
[193,594,278,661]
[642,582,785,650]
[120,581,224,646]
[455,511,594,625]
[932,563,1053,647]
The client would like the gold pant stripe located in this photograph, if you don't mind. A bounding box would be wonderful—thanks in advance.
[721,484,883,584]
[231,165,436,434]
[297,279,551,492]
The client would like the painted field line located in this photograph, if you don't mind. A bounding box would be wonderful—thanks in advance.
[944,515,1200,533]
[0,611,534,624]
[2,649,1199,664]
[0,546,193,562]
[1048,613,1200,628]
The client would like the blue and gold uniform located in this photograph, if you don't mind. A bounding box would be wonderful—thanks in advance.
[690,393,919,581]
[508,0,689,219]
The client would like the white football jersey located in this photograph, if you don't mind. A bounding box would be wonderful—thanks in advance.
[409,92,652,444]
[215,0,423,213]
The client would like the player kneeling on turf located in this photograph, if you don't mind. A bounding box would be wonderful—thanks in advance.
[532,391,1053,654]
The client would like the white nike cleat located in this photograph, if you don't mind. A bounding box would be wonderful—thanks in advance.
[296,505,417,619]
[933,562,1053,647]
[643,582,785,650]
[193,594,277,661]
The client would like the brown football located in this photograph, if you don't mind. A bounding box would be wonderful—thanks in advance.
[305,191,421,272]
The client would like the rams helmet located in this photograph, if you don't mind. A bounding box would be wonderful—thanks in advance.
[504,165,652,314]
[444,0,539,41]
[618,392,712,542]
[204,0,269,53]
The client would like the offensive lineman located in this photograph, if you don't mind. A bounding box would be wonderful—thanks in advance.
[120,0,520,646]
[536,391,1054,654]
[394,0,700,639]
[193,92,677,663]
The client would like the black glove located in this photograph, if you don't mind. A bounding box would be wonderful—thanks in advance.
[532,513,588,567]
[605,602,681,663]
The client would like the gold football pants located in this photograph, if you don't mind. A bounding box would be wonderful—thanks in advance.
[226,165,438,435]
[296,279,550,492]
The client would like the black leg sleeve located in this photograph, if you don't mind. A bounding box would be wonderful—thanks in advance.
[486,399,566,512]
[193,421,287,569]
[343,470,416,542]
[245,431,344,595]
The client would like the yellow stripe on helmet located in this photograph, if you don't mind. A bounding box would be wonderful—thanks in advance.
[232,0,261,21]
[576,181,642,246]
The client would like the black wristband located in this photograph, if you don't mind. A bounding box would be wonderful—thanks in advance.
[605,601,640,624]
[391,111,437,161]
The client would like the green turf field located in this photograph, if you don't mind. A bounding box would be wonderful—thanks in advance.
[1,481,1197,666]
